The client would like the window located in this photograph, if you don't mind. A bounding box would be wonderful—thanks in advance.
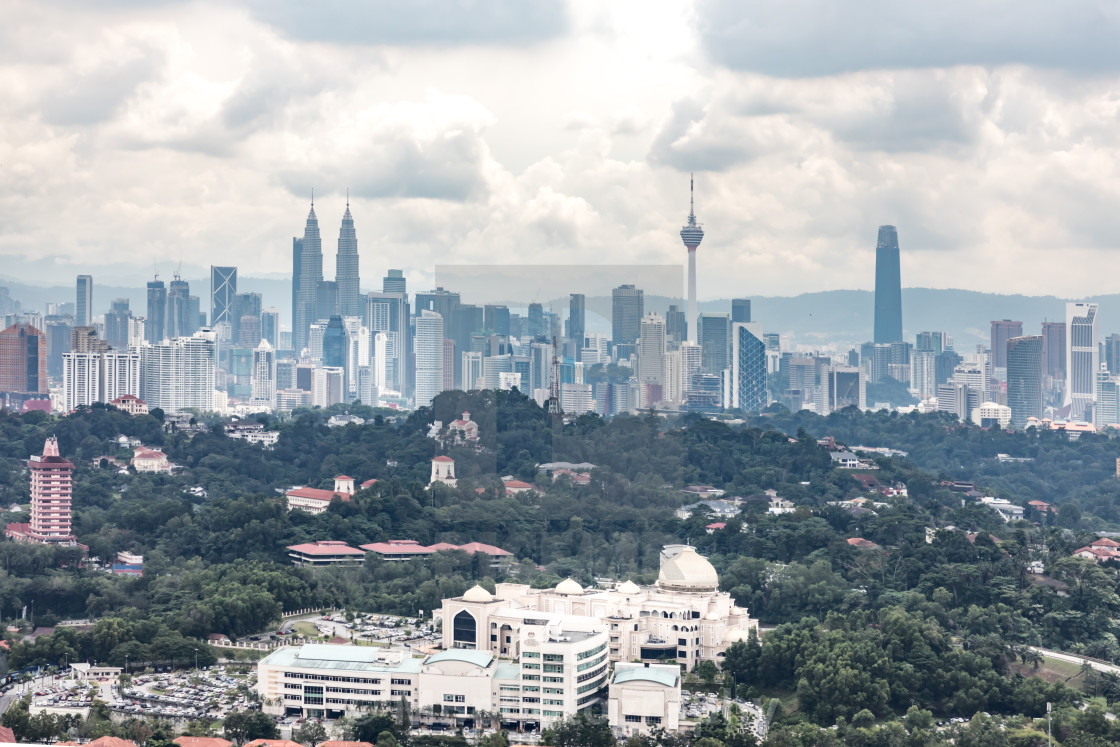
[544,698,564,706]
[391,678,411,685]
[543,653,564,662]
[625,715,642,723]
[522,651,540,658]
[677,650,687,658]
[544,676,563,683]
[522,663,540,670]
[646,716,662,724]
[390,689,411,697]
[678,638,687,646]
[543,664,563,673]
[522,697,540,704]
[453,610,477,646]
[523,675,540,681]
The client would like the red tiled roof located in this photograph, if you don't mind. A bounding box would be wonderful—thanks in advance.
[706,522,726,530]
[135,451,165,459]
[335,475,353,480]
[288,541,365,556]
[361,540,436,555]
[112,395,143,402]
[244,741,305,747]
[450,541,512,556]
[174,737,233,747]
[1092,538,1120,548]
[847,537,879,548]
[321,741,374,747]
[361,479,378,488]
[0,726,15,743]
[503,480,534,490]
[432,455,454,463]
[88,738,140,747]
[286,487,350,502]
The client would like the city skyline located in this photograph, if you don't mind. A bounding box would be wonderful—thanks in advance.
[6,2,1120,297]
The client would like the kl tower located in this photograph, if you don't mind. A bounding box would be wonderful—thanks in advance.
[679,174,704,342]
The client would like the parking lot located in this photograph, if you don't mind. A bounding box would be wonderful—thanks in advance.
[680,690,768,740]
[292,612,441,649]
[30,666,258,723]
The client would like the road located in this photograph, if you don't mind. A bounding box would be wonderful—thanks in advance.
[1029,646,1120,675]
[0,670,62,715]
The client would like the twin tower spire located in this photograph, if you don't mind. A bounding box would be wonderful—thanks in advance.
[292,193,360,355]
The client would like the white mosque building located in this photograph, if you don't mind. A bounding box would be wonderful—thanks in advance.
[437,544,757,671]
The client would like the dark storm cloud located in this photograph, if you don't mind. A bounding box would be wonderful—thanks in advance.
[243,0,569,45]
[40,50,163,126]
[696,0,1120,76]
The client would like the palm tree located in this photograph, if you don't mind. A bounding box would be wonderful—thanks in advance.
[1101,671,1120,706]
[1023,649,1044,670]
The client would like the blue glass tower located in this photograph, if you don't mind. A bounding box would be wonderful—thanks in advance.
[873,225,903,343]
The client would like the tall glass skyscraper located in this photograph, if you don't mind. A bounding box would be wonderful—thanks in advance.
[612,284,644,347]
[698,313,729,375]
[1066,302,1099,420]
[1007,335,1043,428]
[336,201,361,318]
[211,266,238,328]
[873,225,903,344]
[294,202,322,355]
[731,322,767,412]
[167,275,190,339]
[145,278,167,344]
[75,275,92,328]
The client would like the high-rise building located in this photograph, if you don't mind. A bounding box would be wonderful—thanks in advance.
[167,274,191,339]
[568,294,585,361]
[731,299,751,325]
[1066,302,1099,420]
[989,320,1022,378]
[731,322,767,412]
[1095,364,1119,428]
[140,334,215,413]
[383,269,407,294]
[336,200,361,318]
[1007,335,1043,428]
[872,225,903,344]
[291,237,302,351]
[527,303,545,340]
[1104,333,1120,376]
[252,340,277,405]
[698,313,729,375]
[366,292,409,394]
[681,341,702,393]
[260,309,280,349]
[414,310,444,408]
[104,299,131,349]
[103,350,141,404]
[915,331,945,354]
[0,323,47,396]
[612,284,644,347]
[666,305,687,348]
[61,352,100,412]
[1041,321,1066,382]
[317,280,339,322]
[75,275,92,328]
[461,351,484,391]
[680,175,704,343]
[484,305,510,337]
[146,278,167,343]
[211,266,238,329]
[71,326,109,354]
[323,315,346,369]
[27,437,74,544]
[294,202,323,355]
[638,312,667,407]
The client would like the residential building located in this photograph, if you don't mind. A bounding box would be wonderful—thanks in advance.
[139,334,215,413]
[252,340,277,405]
[5,437,75,544]
[415,310,445,408]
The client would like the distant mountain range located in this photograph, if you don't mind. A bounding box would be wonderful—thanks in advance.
[2,273,1112,352]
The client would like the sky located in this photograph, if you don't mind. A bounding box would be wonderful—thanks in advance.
[4,0,1120,299]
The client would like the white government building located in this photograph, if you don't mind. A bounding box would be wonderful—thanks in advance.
[258,545,749,734]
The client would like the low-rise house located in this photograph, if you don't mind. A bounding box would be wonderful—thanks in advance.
[1073,538,1120,563]
[501,478,536,495]
[131,447,176,473]
[285,477,355,514]
[676,499,741,520]
[110,395,148,416]
[976,496,1025,522]
[288,541,366,566]
[225,421,280,447]
[830,451,861,469]
[847,537,880,549]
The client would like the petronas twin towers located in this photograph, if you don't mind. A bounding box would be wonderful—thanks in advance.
[291,198,361,355]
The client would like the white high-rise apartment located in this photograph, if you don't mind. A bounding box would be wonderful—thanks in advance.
[414,310,444,408]
[1066,302,1099,420]
[461,351,483,391]
[312,366,345,407]
[103,350,141,403]
[139,334,215,413]
[61,352,100,412]
[373,331,388,392]
[252,339,277,405]
[680,341,702,393]
[664,349,683,404]
[638,312,666,407]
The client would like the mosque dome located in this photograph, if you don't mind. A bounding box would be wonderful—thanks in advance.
[657,546,719,593]
[462,585,494,603]
[556,578,584,595]
[617,580,641,594]
[724,628,753,644]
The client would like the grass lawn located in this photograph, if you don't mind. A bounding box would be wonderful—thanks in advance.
[292,622,321,638]
[1008,654,1088,685]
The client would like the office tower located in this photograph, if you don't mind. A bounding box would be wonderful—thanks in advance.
[146,278,167,343]
[260,309,280,348]
[483,353,512,390]
[911,350,938,399]
[461,351,484,391]
[937,381,979,422]
[252,340,277,405]
[383,269,407,294]
[680,175,704,342]
[1041,321,1066,382]
[139,334,215,413]
[1066,302,1099,420]
[276,358,297,391]
[323,315,346,370]
[75,275,92,328]
[0,323,47,395]
[317,280,338,322]
[294,202,323,355]
[828,366,866,412]
[211,266,238,328]
[484,305,510,337]
[307,323,327,361]
[638,313,667,406]
[366,292,409,394]
[731,322,767,412]
[529,341,552,397]
[71,326,109,354]
[528,303,545,340]
[612,284,644,346]
[697,313,729,374]
[415,288,461,320]
[336,200,361,318]
[666,305,687,348]
[187,295,202,334]
[61,352,99,411]
[1095,364,1119,428]
[1104,333,1120,376]
[731,298,751,325]
[372,331,388,392]
[872,225,903,343]
[414,310,444,408]
[1007,335,1043,428]
[989,320,1022,378]
[231,291,262,342]
[312,367,345,408]
[569,294,585,361]
[104,299,130,349]
[28,437,75,543]
[238,315,261,348]
[166,274,190,339]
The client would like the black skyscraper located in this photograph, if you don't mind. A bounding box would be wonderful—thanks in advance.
[873,225,903,344]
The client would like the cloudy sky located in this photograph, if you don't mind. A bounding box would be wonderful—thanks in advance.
[4,0,1120,300]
